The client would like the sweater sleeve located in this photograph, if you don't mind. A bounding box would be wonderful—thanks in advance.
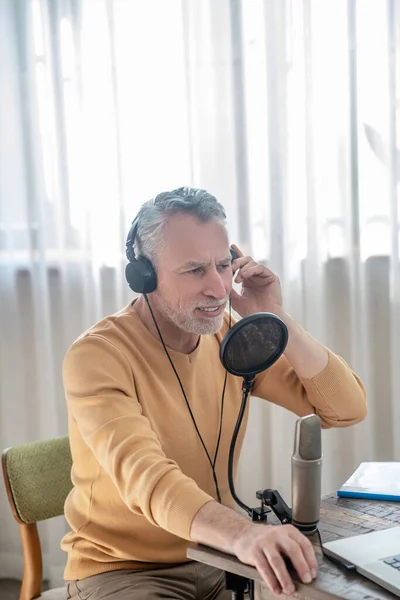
[62,334,213,540]
[252,349,367,428]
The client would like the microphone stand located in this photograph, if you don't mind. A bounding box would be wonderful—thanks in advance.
[219,312,292,599]
[225,377,294,600]
[228,377,295,525]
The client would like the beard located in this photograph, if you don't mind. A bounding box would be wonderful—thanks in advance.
[154,294,228,335]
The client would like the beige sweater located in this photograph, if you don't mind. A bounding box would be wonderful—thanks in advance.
[61,302,367,579]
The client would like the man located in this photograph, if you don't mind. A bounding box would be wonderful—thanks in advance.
[63,187,367,599]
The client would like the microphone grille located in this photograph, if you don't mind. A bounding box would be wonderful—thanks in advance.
[296,415,321,460]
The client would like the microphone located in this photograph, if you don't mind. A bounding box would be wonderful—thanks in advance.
[291,414,322,535]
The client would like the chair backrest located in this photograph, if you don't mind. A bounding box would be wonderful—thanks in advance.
[2,436,73,524]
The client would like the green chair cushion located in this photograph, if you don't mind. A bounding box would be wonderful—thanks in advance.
[5,436,73,523]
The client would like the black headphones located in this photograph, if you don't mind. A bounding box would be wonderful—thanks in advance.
[125,218,157,294]
[125,216,238,294]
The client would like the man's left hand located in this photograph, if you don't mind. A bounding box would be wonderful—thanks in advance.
[230,244,283,318]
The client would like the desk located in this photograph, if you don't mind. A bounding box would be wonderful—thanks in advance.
[187,493,400,599]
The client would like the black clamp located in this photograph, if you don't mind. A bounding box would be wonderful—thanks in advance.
[256,489,293,525]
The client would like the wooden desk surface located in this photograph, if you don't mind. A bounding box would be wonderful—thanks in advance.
[187,493,400,599]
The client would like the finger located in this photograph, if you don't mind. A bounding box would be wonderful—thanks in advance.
[291,532,318,578]
[236,262,268,278]
[235,264,271,283]
[230,243,244,259]
[243,264,276,279]
[234,259,277,281]
[253,552,283,596]
[231,255,254,272]
[262,549,296,596]
[279,537,314,585]
[233,254,275,275]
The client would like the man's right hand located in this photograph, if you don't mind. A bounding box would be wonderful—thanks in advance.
[190,500,318,597]
[233,521,317,596]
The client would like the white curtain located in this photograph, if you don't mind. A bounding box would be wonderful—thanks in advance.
[1,0,399,587]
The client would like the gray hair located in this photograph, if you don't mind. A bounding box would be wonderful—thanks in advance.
[134,187,227,262]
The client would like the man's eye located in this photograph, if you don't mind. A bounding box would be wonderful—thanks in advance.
[188,264,229,275]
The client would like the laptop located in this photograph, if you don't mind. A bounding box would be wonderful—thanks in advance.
[323,527,400,597]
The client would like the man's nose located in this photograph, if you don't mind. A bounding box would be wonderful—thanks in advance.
[203,268,228,299]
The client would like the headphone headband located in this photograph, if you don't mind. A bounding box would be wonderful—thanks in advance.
[125,218,139,262]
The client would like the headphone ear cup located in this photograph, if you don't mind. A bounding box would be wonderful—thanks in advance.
[125,257,157,294]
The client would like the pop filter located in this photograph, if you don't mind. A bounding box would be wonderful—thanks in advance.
[220,312,289,380]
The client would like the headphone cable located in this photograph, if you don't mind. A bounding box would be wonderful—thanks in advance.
[212,296,231,470]
[143,294,229,503]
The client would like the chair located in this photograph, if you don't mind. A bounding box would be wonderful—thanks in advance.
[2,436,73,600]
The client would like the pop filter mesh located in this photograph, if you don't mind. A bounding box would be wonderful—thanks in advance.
[224,317,285,373]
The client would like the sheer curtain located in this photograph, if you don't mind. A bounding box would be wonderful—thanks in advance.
[1,0,399,587]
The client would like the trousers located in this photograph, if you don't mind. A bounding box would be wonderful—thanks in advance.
[66,561,232,600]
